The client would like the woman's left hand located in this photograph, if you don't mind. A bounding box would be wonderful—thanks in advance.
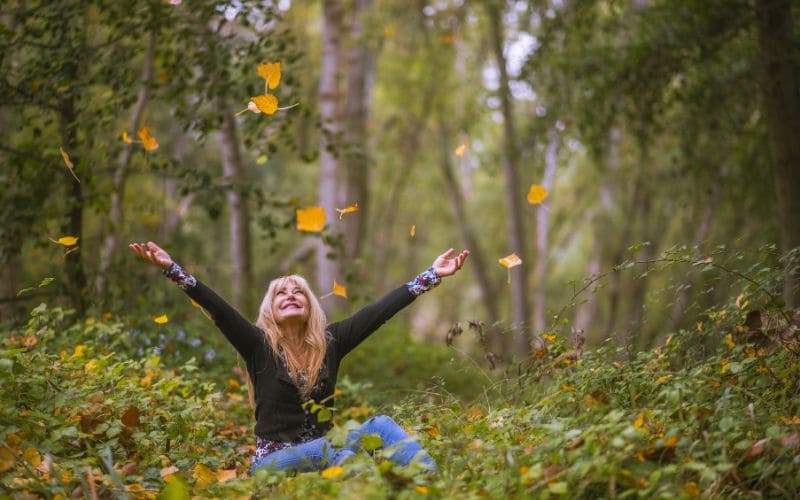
[431,248,470,278]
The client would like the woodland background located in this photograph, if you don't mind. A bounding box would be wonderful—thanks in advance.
[1,0,799,498]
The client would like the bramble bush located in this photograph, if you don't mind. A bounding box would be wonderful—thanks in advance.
[1,246,799,498]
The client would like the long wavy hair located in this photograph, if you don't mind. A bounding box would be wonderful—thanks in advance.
[251,275,328,402]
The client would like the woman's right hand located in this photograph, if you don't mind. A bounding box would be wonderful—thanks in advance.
[129,241,174,269]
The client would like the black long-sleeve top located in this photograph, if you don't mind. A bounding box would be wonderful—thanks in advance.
[165,264,441,443]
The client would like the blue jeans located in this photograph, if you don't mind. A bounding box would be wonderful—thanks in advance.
[250,415,436,474]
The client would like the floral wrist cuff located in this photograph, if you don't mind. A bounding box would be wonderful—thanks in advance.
[406,267,441,296]
[163,262,197,290]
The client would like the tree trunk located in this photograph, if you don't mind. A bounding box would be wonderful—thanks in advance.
[317,0,345,309]
[437,121,500,325]
[96,32,155,297]
[755,0,800,309]
[341,0,374,265]
[218,102,253,313]
[59,95,87,317]
[486,2,532,354]
[532,127,559,334]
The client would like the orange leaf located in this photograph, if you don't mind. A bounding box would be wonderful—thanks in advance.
[455,139,467,157]
[332,280,347,298]
[59,147,80,183]
[137,125,159,152]
[541,333,556,342]
[249,94,278,115]
[336,203,359,220]
[257,62,281,90]
[216,469,237,483]
[527,184,548,205]
[296,207,326,232]
[0,448,14,472]
[193,463,216,488]
[663,435,678,447]
[410,225,416,238]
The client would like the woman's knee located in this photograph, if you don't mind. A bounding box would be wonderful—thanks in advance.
[364,414,397,430]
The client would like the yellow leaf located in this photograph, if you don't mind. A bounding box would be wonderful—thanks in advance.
[455,139,467,157]
[22,448,41,467]
[720,358,729,373]
[50,236,79,247]
[321,466,344,479]
[561,384,575,392]
[216,469,237,483]
[410,224,416,238]
[663,435,679,447]
[227,378,240,391]
[527,184,548,205]
[634,414,645,429]
[257,62,282,89]
[71,345,87,359]
[655,374,672,383]
[192,463,216,488]
[59,147,80,182]
[725,334,735,350]
[336,203,359,220]
[85,359,97,372]
[249,94,278,115]
[415,485,429,494]
[296,207,326,232]
[121,131,134,144]
[153,314,169,324]
[541,333,556,342]
[332,280,347,298]
[499,253,522,268]
[424,424,440,438]
[137,125,159,152]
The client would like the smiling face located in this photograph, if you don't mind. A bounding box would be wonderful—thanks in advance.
[271,278,310,326]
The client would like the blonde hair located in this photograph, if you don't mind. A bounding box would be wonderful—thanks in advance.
[250,275,328,403]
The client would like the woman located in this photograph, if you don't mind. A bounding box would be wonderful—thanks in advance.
[129,241,469,475]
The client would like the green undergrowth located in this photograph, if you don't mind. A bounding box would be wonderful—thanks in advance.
[2,289,799,498]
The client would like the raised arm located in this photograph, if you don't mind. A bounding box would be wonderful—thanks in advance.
[129,241,264,357]
[331,248,469,356]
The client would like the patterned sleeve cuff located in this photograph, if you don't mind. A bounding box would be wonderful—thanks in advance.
[163,262,197,290]
[405,267,441,296]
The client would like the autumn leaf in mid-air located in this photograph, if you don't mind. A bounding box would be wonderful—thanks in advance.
[336,204,359,220]
[257,62,282,90]
[153,314,169,324]
[50,236,79,247]
[137,125,159,151]
[121,131,134,144]
[455,139,468,157]
[248,94,279,115]
[527,184,548,205]
[59,147,80,183]
[296,207,326,232]
[499,253,522,284]
[320,280,347,300]
[410,225,416,238]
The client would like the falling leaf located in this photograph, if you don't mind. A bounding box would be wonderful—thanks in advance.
[332,280,347,298]
[321,466,344,479]
[257,62,282,90]
[410,225,416,238]
[249,94,278,115]
[455,139,467,157]
[296,207,326,232]
[138,125,159,151]
[59,147,80,183]
[541,333,556,342]
[193,463,216,488]
[527,184,548,205]
[121,131,134,144]
[50,236,79,247]
[153,314,169,324]
[499,253,522,268]
[336,203,359,220]
[499,253,522,284]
